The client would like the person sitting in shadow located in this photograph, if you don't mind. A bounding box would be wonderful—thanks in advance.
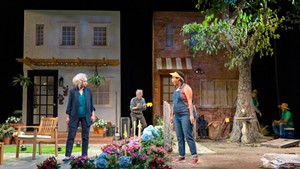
[196,115,208,139]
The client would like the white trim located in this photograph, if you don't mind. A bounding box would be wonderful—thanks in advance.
[186,58,192,69]
[156,58,162,69]
[176,58,182,69]
[166,58,172,69]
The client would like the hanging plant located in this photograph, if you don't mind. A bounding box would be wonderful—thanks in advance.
[88,66,105,88]
[12,74,32,88]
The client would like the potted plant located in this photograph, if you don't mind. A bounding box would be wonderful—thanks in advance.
[93,116,107,135]
[88,66,105,88]
[13,110,23,118]
[5,116,23,129]
[0,123,16,145]
[12,74,32,88]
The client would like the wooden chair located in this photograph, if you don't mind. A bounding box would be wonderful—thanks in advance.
[0,142,4,164]
[15,117,58,160]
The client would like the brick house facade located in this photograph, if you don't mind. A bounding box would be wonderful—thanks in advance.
[152,11,239,137]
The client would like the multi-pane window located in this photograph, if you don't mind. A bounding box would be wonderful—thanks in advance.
[166,25,173,47]
[90,79,111,106]
[162,76,176,104]
[61,26,76,46]
[200,80,238,108]
[189,32,199,50]
[36,24,44,46]
[93,27,107,46]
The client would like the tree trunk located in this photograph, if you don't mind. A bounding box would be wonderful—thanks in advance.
[230,56,262,143]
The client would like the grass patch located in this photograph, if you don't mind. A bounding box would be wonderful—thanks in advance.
[4,145,83,154]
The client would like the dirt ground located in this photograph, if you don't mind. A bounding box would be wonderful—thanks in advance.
[166,137,300,169]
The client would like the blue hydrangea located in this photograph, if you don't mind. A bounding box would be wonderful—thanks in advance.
[119,156,131,168]
[143,125,159,138]
[96,153,108,169]
[98,152,107,159]
[151,129,159,137]
[141,130,152,141]
[96,157,108,169]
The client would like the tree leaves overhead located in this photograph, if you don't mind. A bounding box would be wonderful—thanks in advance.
[182,0,288,69]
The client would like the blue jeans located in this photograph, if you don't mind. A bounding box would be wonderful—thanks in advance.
[174,113,197,157]
[272,123,287,137]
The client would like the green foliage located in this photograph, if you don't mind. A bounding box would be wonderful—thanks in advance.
[258,124,270,136]
[181,1,287,69]
[154,115,164,126]
[12,74,32,88]
[36,156,61,169]
[93,116,107,128]
[69,155,96,169]
[88,66,105,88]
[88,74,105,88]
[0,123,16,138]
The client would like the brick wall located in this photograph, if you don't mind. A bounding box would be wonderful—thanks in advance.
[152,11,239,126]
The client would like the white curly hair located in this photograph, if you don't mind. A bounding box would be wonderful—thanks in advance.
[72,73,88,86]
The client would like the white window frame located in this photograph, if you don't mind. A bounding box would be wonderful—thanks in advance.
[58,22,79,48]
[90,78,112,107]
[200,79,238,108]
[36,24,44,46]
[89,23,111,48]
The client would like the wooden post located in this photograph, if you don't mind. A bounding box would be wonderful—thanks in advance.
[0,142,4,165]
[123,124,127,156]
[133,121,136,139]
[163,101,172,152]
[137,120,142,140]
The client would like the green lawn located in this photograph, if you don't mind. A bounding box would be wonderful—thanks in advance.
[3,145,82,154]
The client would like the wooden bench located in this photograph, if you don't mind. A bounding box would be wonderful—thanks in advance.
[0,142,4,164]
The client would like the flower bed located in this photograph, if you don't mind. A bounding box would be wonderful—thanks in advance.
[36,125,172,169]
[36,156,61,169]
[96,125,171,169]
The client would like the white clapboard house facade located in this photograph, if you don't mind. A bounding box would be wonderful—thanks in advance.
[18,10,121,132]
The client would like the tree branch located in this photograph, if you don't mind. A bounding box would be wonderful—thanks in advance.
[229,0,248,25]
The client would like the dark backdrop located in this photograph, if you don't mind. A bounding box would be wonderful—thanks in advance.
[1,0,299,138]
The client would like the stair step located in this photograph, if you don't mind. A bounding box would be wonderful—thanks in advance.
[57,131,114,144]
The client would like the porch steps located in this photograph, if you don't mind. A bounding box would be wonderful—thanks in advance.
[57,131,114,144]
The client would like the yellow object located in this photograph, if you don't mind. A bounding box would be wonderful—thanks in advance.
[225,118,230,123]
[146,102,153,107]
[124,130,128,138]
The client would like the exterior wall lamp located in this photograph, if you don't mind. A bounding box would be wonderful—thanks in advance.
[59,76,64,87]
[194,68,204,74]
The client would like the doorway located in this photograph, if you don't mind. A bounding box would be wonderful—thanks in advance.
[27,70,58,125]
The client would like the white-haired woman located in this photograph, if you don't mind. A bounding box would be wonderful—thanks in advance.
[63,73,95,162]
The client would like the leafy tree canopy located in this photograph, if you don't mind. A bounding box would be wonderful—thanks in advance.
[182,0,297,69]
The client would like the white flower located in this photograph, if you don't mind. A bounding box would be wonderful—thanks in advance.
[13,131,25,137]
[6,116,22,124]
[94,117,107,128]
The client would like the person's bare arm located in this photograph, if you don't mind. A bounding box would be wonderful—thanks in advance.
[184,85,194,124]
